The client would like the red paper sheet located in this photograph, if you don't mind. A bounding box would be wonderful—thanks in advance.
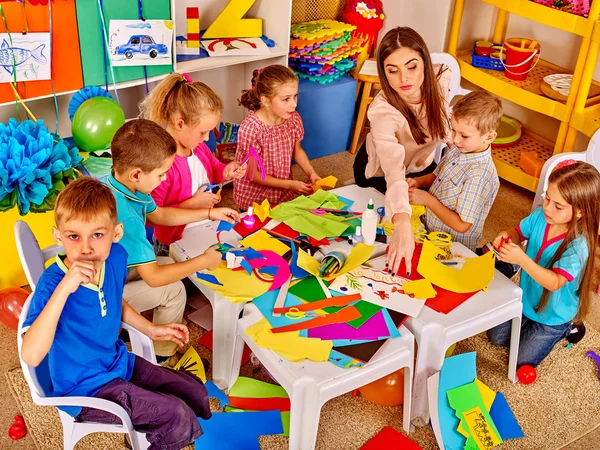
[271,222,300,239]
[228,396,291,412]
[233,217,270,238]
[360,426,422,450]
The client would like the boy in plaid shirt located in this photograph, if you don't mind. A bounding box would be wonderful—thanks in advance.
[408,90,502,251]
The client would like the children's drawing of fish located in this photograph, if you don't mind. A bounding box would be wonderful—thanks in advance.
[0,39,47,75]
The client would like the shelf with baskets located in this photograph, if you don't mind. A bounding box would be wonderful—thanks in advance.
[447,0,600,191]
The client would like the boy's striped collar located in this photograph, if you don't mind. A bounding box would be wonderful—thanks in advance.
[106,174,153,204]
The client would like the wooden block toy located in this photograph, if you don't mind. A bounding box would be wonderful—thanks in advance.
[186,7,199,19]
[186,7,201,49]
[187,18,200,33]
[519,151,544,178]
[187,40,200,49]
[204,0,262,39]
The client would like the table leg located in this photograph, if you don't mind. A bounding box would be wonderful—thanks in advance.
[288,381,321,450]
[211,296,245,390]
[508,314,522,382]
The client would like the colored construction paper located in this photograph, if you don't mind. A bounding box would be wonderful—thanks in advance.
[313,175,338,191]
[337,195,354,210]
[308,236,330,246]
[474,378,496,411]
[245,319,333,361]
[289,276,327,301]
[274,293,362,314]
[253,290,314,328]
[328,349,364,368]
[252,198,271,222]
[271,222,301,239]
[240,258,253,275]
[306,310,391,340]
[196,262,270,303]
[462,405,502,449]
[361,426,422,450]
[233,216,270,238]
[204,380,230,408]
[247,250,291,291]
[418,240,495,293]
[438,352,477,450]
[173,346,206,382]
[324,243,375,280]
[411,205,426,233]
[297,249,321,276]
[240,230,290,257]
[196,410,283,450]
[228,396,291,412]
[489,393,524,440]
[228,376,288,399]
[402,279,437,300]
[329,266,426,317]
[426,286,478,314]
[270,305,361,334]
[225,406,291,437]
[196,272,223,286]
[217,220,236,232]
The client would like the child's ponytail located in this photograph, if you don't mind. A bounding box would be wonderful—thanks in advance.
[140,72,223,127]
[238,65,298,111]
[238,69,263,111]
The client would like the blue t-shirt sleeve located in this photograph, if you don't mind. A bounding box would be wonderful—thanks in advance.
[119,216,156,267]
[22,268,62,330]
[553,237,588,282]
[517,207,543,240]
[146,197,157,215]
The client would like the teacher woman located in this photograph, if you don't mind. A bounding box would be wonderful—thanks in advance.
[353,26,451,275]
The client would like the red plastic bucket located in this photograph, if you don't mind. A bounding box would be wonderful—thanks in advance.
[502,38,541,81]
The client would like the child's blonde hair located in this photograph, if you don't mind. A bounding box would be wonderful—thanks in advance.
[238,65,298,111]
[537,161,600,320]
[139,72,223,127]
[452,90,503,134]
[111,119,177,175]
[55,177,117,226]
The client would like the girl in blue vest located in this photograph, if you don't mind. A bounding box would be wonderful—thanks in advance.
[488,161,599,368]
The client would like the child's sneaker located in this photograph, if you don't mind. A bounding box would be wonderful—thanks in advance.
[156,354,179,368]
[567,323,586,344]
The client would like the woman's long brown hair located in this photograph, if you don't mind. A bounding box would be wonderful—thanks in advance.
[535,162,600,321]
[376,27,448,145]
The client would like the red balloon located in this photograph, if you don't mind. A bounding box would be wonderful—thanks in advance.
[517,365,537,384]
[0,287,29,331]
[359,369,405,406]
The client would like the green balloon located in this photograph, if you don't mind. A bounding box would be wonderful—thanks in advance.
[72,96,125,152]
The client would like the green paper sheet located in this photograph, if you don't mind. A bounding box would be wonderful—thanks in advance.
[446,382,503,449]
[270,203,349,240]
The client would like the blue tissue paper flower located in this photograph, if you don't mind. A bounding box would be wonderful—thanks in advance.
[0,119,82,215]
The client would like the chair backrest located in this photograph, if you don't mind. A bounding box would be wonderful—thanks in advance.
[14,220,63,290]
[17,294,54,402]
[531,127,600,211]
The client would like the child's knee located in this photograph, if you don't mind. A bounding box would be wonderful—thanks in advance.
[162,398,200,443]
[487,327,508,347]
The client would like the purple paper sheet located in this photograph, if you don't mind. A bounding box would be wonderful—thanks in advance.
[307,310,389,340]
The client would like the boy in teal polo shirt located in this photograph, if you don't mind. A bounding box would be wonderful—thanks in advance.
[21,177,212,448]
[106,119,239,364]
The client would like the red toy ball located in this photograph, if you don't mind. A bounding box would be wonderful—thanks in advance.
[8,415,26,440]
[517,365,537,384]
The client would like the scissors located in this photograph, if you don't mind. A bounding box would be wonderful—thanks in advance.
[200,178,235,198]
[284,308,326,320]
[414,230,453,247]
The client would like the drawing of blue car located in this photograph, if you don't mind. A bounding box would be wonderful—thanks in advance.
[114,35,168,59]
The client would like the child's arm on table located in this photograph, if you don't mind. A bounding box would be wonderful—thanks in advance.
[121,300,188,348]
[498,243,568,292]
[148,205,239,226]
[408,188,472,233]
[136,246,222,287]
[248,162,313,195]
[21,261,96,367]
[293,141,321,185]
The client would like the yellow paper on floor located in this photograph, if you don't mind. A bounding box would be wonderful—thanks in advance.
[417,240,495,293]
[312,175,338,191]
[475,378,497,411]
[245,319,333,362]
[196,262,270,303]
[324,242,375,281]
[173,346,206,382]
[252,198,271,222]
[464,405,502,448]
[240,229,290,256]
[402,278,437,299]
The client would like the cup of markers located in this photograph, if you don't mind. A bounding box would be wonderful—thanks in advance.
[318,251,345,277]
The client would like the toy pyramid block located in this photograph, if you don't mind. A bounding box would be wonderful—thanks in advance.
[187,18,200,33]
[186,7,199,19]
[203,0,262,38]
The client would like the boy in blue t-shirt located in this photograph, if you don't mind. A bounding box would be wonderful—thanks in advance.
[21,177,211,449]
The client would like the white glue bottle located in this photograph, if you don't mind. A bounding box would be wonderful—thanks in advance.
[361,199,378,245]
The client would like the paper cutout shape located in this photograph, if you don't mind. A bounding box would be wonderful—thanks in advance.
[253,290,315,328]
[273,293,361,314]
[217,220,236,232]
[108,20,173,67]
[447,382,503,449]
[196,262,270,303]
[417,240,495,293]
[329,266,426,317]
[360,426,423,450]
[195,411,282,450]
[270,305,361,334]
[474,379,496,411]
[312,175,338,191]
[245,318,333,361]
[204,380,230,408]
[271,221,300,239]
[252,198,271,222]
[240,230,290,256]
[402,279,437,300]
[489,393,524,440]
[203,0,262,39]
[226,252,243,269]
[247,250,291,291]
[306,309,399,341]
[196,271,223,286]
[173,346,206,382]
[228,396,291,412]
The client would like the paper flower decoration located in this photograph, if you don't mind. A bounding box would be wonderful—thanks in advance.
[0,118,81,215]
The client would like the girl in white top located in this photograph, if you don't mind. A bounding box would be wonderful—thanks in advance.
[353,27,451,276]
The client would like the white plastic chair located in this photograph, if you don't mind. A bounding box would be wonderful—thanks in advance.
[228,303,415,450]
[14,220,154,449]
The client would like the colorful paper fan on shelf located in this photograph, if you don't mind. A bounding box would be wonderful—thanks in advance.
[68,86,114,121]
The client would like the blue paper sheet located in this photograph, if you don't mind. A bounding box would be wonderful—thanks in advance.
[217,220,236,232]
[204,380,229,408]
[328,349,364,368]
[196,272,223,286]
[337,195,354,210]
[490,393,524,440]
[439,352,477,450]
[290,243,311,279]
[195,410,283,450]
[253,290,313,328]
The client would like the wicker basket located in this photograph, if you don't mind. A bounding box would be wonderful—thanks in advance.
[291,0,346,24]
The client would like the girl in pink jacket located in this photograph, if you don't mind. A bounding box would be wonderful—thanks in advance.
[140,73,243,253]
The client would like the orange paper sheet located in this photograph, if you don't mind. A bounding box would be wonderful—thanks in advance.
[270,305,361,333]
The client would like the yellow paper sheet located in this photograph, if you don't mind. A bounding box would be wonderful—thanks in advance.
[463,405,502,449]
[324,242,375,281]
[402,278,437,300]
[297,249,321,277]
[240,230,290,256]
[474,379,496,411]
[173,346,206,382]
[196,262,270,303]
[312,175,338,191]
[417,240,495,293]
[411,205,426,233]
[252,198,271,222]
[245,319,333,362]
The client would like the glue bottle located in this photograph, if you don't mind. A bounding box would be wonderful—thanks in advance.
[351,226,364,245]
[361,199,378,245]
[243,206,256,229]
